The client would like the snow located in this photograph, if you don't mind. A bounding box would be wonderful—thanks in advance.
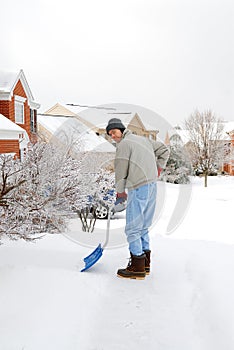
[223,120,234,133]
[38,114,115,152]
[67,102,171,140]
[0,114,29,148]
[0,70,18,92]
[167,127,191,145]
[0,176,234,350]
[167,120,234,145]
[0,114,27,132]
[37,114,69,134]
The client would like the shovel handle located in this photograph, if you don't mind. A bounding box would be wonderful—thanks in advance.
[103,205,113,248]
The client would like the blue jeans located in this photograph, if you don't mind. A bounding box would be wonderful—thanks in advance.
[125,182,157,256]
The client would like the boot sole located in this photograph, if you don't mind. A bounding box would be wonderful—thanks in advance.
[117,274,145,280]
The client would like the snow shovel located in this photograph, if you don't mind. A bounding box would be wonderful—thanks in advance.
[80,206,111,272]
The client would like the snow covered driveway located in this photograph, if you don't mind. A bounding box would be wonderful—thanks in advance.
[0,234,234,350]
[1,176,234,350]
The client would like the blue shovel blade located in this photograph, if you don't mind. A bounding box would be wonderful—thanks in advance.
[80,243,103,272]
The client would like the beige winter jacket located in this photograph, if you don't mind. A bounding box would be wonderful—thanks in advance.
[115,129,170,193]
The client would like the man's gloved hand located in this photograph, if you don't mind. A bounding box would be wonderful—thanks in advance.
[158,167,163,176]
[116,192,128,200]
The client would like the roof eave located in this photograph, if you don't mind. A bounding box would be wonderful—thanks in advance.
[1,69,40,109]
[29,100,40,109]
[0,91,11,100]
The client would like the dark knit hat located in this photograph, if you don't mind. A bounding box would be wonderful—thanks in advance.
[106,118,126,135]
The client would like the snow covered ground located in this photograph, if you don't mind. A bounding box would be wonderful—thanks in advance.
[0,176,234,350]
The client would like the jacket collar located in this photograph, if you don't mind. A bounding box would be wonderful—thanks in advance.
[121,129,132,140]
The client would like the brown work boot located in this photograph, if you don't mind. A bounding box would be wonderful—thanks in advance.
[144,250,151,275]
[117,253,146,280]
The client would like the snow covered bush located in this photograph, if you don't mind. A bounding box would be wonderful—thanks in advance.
[0,142,115,242]
[159,144,192,184]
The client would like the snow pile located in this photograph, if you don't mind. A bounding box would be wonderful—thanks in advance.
[0,176,234,350]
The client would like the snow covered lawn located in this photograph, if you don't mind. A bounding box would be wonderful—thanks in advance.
[0,176,234,350]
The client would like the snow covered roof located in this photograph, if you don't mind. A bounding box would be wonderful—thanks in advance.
[78,108,135,130]
[44,103,79,117]
[167,128,190,145]
[38,115,69,134]
[42,103,96,131]
[0,69,40,109]
[0,114,29,145]
[39,102,169,140]
[223,121,234,134]
[37,114,115,153]
[211,122,234,140]
[167,121,234,145]
[65,103,160,131]
[0,114,28,133]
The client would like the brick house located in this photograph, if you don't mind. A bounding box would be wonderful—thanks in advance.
[0,114,29,159]
[223,127,234,175]
[0,69,40,159]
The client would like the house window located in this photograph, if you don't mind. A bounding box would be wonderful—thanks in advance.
[15,101,24,124]
[30,109,36,132]
[14,95,26,124]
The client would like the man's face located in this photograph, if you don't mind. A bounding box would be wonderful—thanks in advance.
[108,129,123,143]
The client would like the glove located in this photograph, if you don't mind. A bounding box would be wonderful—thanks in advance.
[116,192,127,200]
[158,167,163,176]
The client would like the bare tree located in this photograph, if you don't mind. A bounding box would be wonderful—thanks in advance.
[185,109,225,187]
[0,155,26,208]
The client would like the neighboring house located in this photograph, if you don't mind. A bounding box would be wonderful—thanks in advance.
[40,103,96,132]
[44,103,159,141]
[0,114,29,159]
[37,103,113,150]
[165,123,234,176]
[165,126,190,147]
[0,69,40,159]
[37,103,116,172]
[93,112,159,140]
[222,122,234,175]
[126,113,158,140]
[39,103,159,142]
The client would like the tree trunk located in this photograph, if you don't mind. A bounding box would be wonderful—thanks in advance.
[204,171,208,187]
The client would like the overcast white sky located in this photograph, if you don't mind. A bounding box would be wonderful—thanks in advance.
[1,0,234,126]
